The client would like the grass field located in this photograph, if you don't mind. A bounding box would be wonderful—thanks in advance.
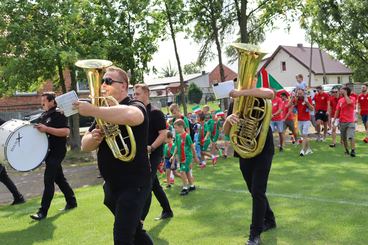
[0,134,367,245]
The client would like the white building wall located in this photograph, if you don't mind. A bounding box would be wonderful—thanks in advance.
[314,74,350,85]
[265,49,310,87]
[265,49,351,88]
[188,73,212,93]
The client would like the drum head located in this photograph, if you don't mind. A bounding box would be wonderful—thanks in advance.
[5,124,48,171]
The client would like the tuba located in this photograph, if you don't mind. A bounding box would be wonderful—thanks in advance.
[75,59,136,162]
[229,43,272,158]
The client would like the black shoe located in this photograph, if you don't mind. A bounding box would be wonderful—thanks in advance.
[63,203,77,211]
[279,147,283,152]
[180,188,189,196]
[246,235,261,245]
[344,149,350,156]
[263,220,276,232]
[30,211,47,221]
[350,150,356,157]
[329,144,336,148]
[158,211,173,220]
[189,185,196,192]
[11,195,25,205]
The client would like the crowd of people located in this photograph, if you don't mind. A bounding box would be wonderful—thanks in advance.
[1,67,367,245]
[271,75,368,157]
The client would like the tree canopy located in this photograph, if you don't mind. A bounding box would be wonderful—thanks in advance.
[302,0,368,82]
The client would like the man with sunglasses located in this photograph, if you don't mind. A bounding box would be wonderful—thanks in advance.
[76,66,153,245]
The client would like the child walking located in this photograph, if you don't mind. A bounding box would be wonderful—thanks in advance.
[170,119,200,195]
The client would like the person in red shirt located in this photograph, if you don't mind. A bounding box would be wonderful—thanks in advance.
[280,93,297,144]
[271,94,284,151]
[333,86,356,157]
[357,83,368,142]
[327,88,341,147]
[291,88,314,156]
[313,86,329,141]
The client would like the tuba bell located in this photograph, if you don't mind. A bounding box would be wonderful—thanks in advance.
[229,43,272,158]
[75,59,136,162]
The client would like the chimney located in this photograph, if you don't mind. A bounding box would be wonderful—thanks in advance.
[201,70,206,75]
[297,43,303,48]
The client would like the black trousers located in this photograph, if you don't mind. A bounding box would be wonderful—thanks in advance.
[141,154,172,220]
[103,181,152,245]
[239,151,275,237]
[0,165,22,199]
[40,155,76,214]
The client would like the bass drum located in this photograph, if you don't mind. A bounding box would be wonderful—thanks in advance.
[0,119,48,172]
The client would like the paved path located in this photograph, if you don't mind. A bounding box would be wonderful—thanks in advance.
[0,163,102,205]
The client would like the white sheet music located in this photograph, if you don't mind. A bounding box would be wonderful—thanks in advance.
[212,80,234,99]
[55,91,79,117]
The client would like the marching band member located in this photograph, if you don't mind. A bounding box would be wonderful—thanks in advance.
[0,118,26,205]
[30,92,77,221]
[76,66,152,245]
[223,87,276,245]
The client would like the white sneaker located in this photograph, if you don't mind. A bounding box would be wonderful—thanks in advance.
[305,148,313,155]
[299,149,305,156]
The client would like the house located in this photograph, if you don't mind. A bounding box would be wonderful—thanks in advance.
[209,64,237,85]
[260,44,353,87]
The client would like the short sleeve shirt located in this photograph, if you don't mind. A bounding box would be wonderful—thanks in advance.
[39,106,69,158]
[358,93,368,115]
[175,132,193,163]
[314,92,329,111]
[337,96,356,123]
[90,97,151,188]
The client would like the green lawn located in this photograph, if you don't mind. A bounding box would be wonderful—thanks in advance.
[1,134,367,245]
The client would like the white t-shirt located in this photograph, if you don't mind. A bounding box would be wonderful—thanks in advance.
[296,81,307,90]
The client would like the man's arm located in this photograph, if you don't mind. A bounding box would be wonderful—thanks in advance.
[75,101,144,126]
[229,88,274,99]
[148,129,168,154]
[35,124,70,137]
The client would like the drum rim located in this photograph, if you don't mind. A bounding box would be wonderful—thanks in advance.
[2,121,49,172]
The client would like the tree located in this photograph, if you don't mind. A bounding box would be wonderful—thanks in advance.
[160,61,178,77]
[0,0,162,150]
[95,0,161,84]
[183,62,203,75]
[301,0,368,82]
[188,83,203,104]
[189,0,233,109]
[154,0,189,115]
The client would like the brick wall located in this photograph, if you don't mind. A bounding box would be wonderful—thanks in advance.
[0,69,74,114]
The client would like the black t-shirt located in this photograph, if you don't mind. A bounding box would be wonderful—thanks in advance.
[147,103,166,162]
[39,107,69,158]
[90,97,151,188]
[228,101,274,158]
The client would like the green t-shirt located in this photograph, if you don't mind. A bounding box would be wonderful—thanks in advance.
[163,142,176,159]
[198,122,210,141]
[175,132,193,163]
[171,115,190,131]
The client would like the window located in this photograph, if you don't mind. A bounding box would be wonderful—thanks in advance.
[337,76,341,84]
[281,61,286,71]
[77,79,90,92]
[76,70,90,93]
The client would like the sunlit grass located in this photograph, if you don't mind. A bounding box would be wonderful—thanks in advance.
[0,133,367,244]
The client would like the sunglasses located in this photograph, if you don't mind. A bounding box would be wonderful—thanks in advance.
[102,77,124,85]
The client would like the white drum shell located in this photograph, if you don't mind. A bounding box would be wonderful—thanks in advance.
[0,119,49,172]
